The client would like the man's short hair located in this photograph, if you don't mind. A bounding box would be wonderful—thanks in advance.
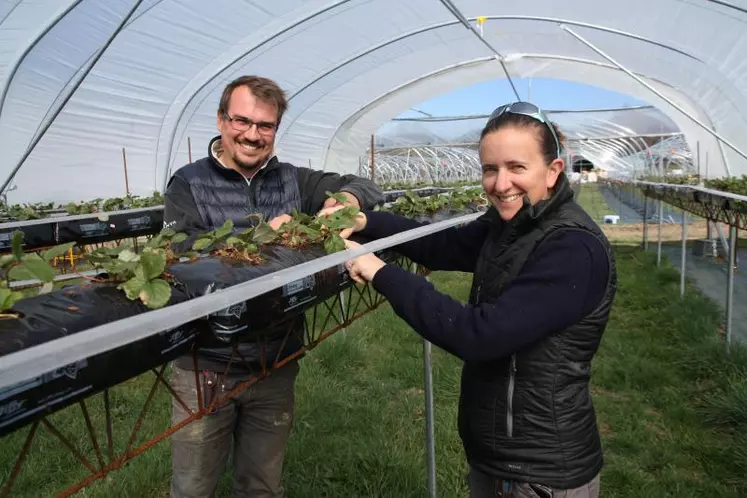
[218,76,288,123]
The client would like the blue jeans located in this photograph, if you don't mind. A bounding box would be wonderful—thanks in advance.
[169,361,299,498]
[469,468,600,498]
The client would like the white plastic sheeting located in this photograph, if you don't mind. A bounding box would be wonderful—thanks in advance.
[1,0,746,203]
[370,106,689,181]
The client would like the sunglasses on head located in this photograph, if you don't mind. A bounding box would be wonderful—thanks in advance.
[488,101,561,159]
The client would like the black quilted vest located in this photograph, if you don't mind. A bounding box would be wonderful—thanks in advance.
[460,174,617,489]
[172,139,304,373]
[174,147,301,230]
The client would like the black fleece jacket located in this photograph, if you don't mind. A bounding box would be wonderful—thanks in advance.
[362,211,609,361]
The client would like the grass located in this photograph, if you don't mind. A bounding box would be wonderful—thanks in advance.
[576,183,616,223]
[2,247,747,496]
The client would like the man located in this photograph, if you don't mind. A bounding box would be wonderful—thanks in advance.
[164,75,383,498]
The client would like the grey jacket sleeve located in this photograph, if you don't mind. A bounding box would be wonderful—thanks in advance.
[296,167,384,214]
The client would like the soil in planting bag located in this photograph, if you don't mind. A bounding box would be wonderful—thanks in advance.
[0,223,57,253]
[167,244,353,342]
[168,239,399,343]
[0,283,198,437]
[56,207,163,245]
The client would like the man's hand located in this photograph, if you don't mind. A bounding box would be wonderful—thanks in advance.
[344,240,385,284]
[321,191,360,210]
[268,214,292,230]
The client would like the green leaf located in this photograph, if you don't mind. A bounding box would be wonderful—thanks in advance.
[323,234,346,254]
[291,209,313,224]
[20,254,55,283]
[214,219,234,239]
[192,237,213,251]
[321,206,359,230]
[38,282,54,295]
[145,234,164,249]
[42,242,76,262]
[0,254,15,269]
[325,191,349,205]
[226,236,243,247]
[138,279,171,309]
[108,259,139,277]
[139,251,166,280]
[0,287,13,310]
[118,249,140,262]
[251,222,278,244]
[171,232,188,244]
[0,287,24,311]
[8,264,34,281]
[160,228,176,238]
[5,291,23,310]
[119,275,147,300]
[11,231,24,260]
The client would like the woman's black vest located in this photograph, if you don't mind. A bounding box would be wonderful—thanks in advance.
[460,175,617,489]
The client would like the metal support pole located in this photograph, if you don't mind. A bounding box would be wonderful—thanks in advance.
[560,24,745,173]
[423,338,436,498]
[642,197,649,251]
[725,225,737,354]
[339,290,347,335]
[416,261,437,498]
[657,200,663,266]
[403,261,439,495]
[438,0,520,100]
[680,210,687,297]
[187,136,193,164]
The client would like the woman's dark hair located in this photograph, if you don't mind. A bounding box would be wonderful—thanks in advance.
[479,113,566,165]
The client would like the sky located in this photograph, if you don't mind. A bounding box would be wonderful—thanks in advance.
[394,77,649,119]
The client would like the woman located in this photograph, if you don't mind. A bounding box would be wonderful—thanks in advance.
[337,102,616,497]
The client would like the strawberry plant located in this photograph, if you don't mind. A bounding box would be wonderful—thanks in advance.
[0,231,77,315]
[193,217,278,264]
[87,228,187,309]
[277,206,359,254]
[704,175,747,196]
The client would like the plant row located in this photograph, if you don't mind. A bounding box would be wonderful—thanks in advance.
[1,192,164,221]
[638,174,747,196]
[0,188,486,315]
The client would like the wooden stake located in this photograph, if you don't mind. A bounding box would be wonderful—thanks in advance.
[121,147,130,196]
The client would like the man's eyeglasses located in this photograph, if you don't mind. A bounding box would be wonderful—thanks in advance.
[487,102,561,159]
[222,113,277,135]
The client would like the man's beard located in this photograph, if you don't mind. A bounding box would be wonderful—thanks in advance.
[235,157,264,172]
[233,140,269,173]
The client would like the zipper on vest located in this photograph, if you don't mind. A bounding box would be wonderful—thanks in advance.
[507,353,516,437]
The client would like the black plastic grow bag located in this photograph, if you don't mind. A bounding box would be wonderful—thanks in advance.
[0,207,164,253]
[0,284,196,437]
[0,240,396,436]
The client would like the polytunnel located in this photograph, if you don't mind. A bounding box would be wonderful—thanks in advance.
[1,0,746,204]
[367,105,690,183]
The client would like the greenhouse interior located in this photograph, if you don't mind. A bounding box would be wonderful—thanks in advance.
[1,1,747,497]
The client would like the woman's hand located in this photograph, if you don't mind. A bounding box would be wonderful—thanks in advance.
[344,240,385,284]
[316,205,368,239]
